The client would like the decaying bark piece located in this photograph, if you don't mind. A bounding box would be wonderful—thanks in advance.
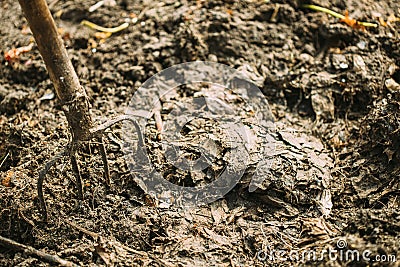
[18,0,93,142]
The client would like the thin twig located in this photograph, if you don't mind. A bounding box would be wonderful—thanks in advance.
[0,152,10,169]
[0,235,79,267]
[64,219,149,257]
[81,20,129,33]
[303,4,345,19]
[302,4,378,28]
[63,219,99,239]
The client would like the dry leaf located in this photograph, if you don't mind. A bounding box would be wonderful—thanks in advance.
[1,170,13,187]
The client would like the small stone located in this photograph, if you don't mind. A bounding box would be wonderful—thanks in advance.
[208,54,218,62]
[331,54,348,70]
[353,55,366,72]
[303,44,315,55]
[152,51,160,57]
[299,53,313,63]
[356,41,366,50]
[385,78,400,92]
[387,64,397,76]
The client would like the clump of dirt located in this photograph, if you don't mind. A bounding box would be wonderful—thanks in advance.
[0,0,399,266]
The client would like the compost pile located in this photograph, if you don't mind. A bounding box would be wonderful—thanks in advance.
[0,0,399,266]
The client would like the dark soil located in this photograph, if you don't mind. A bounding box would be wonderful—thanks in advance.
[1,0,399,266]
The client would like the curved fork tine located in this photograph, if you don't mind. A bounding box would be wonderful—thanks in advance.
[98,136,110,186]
[38,115,144,221]
[90,114,149,180]
[70,143,84,201]
[38,149,68,221]
[90,115,144,147]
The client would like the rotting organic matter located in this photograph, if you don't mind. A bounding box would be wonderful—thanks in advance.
[1,0,399,265]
